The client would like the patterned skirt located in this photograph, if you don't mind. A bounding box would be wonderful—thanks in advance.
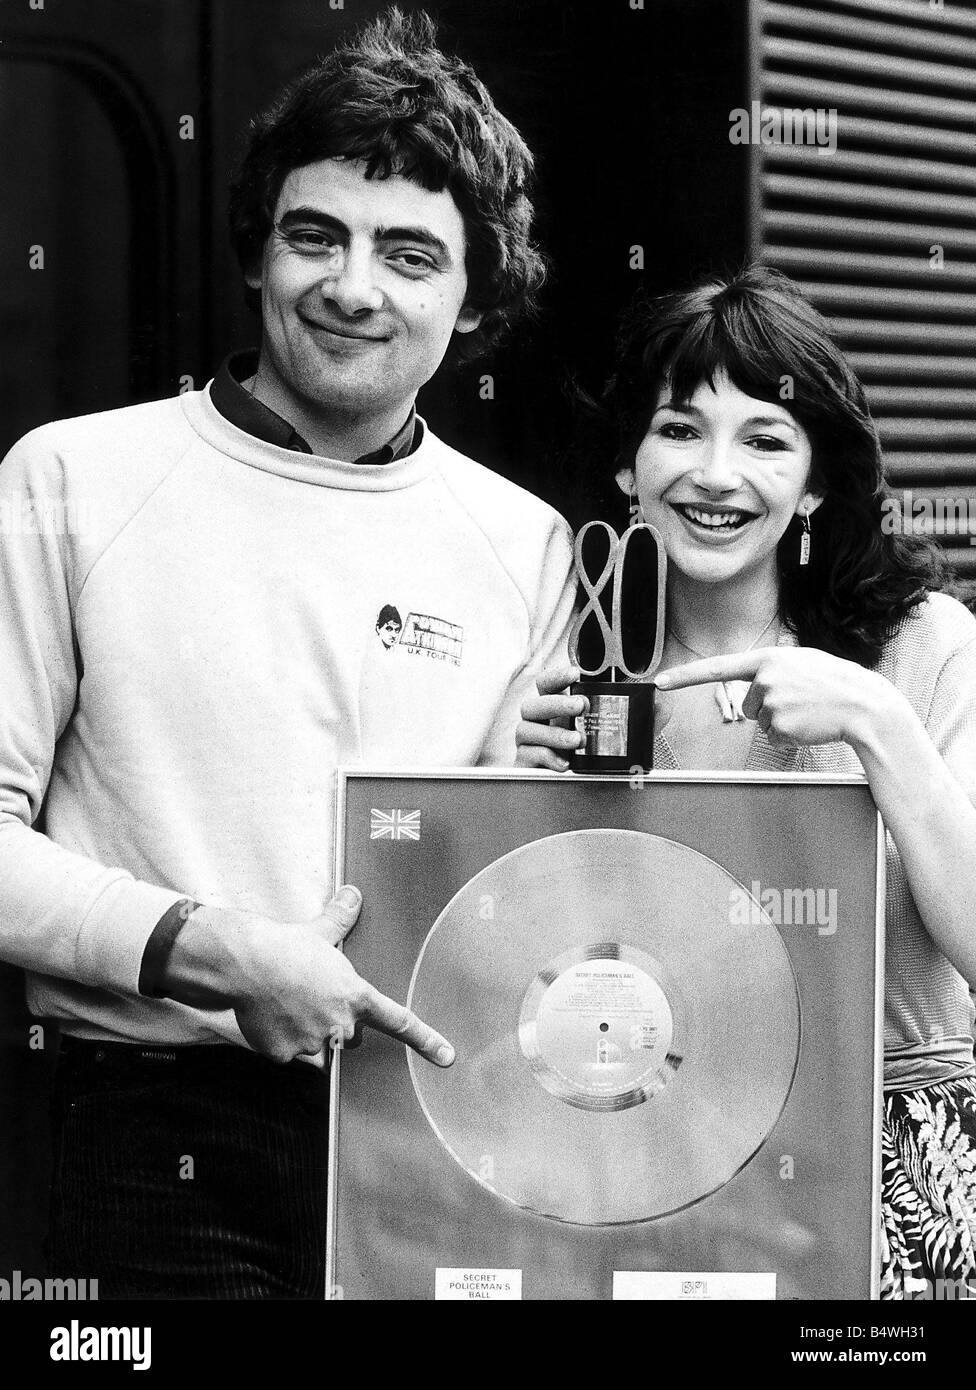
[881,1076,976,1299]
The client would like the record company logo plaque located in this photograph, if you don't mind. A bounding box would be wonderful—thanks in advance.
[518,945,678,1112]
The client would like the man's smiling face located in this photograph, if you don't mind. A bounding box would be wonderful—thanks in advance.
[246,157,481,432]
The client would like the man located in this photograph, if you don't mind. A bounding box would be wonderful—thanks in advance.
[0,10,574,1298]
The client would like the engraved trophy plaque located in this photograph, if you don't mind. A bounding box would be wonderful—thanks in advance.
[568,519,666,774]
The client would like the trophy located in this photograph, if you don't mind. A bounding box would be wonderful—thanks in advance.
[567,518,666,774]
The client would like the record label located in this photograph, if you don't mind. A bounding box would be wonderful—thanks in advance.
[518,945,675,1111]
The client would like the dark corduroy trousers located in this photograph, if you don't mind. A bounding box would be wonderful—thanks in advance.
[45,1036,330,1299]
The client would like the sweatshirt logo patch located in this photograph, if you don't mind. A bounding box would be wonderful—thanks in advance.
[373,605,463,666]
[401,612,463,665]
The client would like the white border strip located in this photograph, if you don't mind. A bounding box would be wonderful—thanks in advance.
[336,766,869,786]
[870,810,887,1301]
[323,769,349,1301]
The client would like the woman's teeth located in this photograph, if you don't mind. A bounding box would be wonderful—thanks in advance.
[676,505,751,531]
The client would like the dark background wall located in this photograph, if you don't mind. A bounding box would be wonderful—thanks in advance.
[0,0,748,1273]
[0,0,750,506]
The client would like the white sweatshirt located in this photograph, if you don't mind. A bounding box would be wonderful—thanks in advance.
[0,387,575,1046]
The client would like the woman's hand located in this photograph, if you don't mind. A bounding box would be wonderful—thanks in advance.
[654,645,906,751]
[515,664,587,771]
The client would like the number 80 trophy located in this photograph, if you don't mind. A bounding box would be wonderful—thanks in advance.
[568,518,667,775]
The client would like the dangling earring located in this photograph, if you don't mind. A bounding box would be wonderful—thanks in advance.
[629,493,645,528]
[799,507,811,566]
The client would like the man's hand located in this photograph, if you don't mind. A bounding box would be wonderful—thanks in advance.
[515,664,587,770]
[159,886,455,1068]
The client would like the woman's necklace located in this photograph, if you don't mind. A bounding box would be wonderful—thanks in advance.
[667,613,780,722]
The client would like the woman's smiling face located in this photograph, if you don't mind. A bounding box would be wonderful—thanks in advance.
[620,370,822,592]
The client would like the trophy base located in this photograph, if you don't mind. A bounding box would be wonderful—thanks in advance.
[570,681,655,775]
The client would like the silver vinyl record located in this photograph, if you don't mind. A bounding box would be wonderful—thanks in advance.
[406,830,800,1226]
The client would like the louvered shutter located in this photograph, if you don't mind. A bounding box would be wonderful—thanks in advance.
[749,0,976,574]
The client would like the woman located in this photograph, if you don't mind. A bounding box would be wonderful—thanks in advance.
[516,266,976,1299]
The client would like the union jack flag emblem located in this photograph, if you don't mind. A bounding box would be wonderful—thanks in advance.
[369,809,422,841]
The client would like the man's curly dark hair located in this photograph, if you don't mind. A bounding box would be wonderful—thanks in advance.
[228,7,545,361]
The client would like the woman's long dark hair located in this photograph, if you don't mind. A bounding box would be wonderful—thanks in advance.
[603,266,949,668]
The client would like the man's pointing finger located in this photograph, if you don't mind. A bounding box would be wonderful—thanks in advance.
[362,985,455,1067]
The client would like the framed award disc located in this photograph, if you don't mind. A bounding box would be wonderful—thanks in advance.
[327,771,884,1301]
